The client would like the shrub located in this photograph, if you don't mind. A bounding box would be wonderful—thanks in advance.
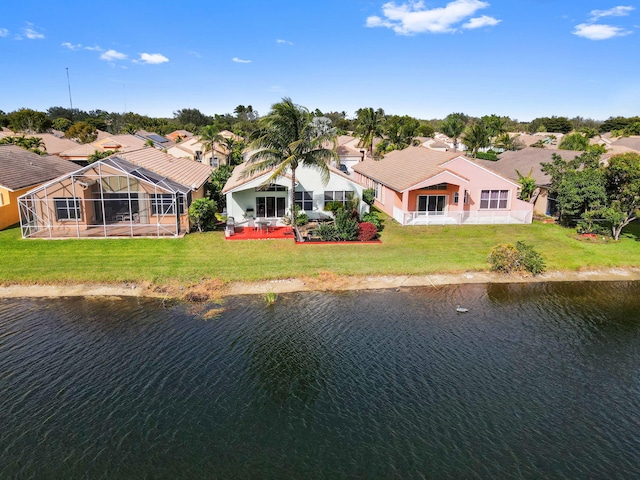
[361,211,383,231]
[189,198,217,232]
[488,241,545,275]
[357,222,378,241]
[475,151,499,161]
[296,212,309,226]
[324,201,344,215]
[334,210,359,241]
[316,223,339,241]
[362,188,376,206]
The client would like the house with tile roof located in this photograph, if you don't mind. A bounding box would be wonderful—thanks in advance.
[18,148,213,238]
[0,145,79,230]
[352,146,533,226]
[58,135,148,163]
[475,147,589,216]
[222,160,368,228]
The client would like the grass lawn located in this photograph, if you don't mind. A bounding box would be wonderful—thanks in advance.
[1,215,639,286]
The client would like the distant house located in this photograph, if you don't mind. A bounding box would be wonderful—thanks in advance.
[476,147,590,216]
[168,130,244,167]
[352,146,533,226]
[18,148,213,239]
[135,130,174,149]
[59,135,148,163]
[166,130,194,143]
[222,161,368,227]
[0,145,78,230]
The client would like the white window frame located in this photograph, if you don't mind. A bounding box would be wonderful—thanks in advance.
[294,191,313,211]
[54,197,82,221]
[480,190,509,209]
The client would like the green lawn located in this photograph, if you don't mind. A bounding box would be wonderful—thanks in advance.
[1,216,639,286]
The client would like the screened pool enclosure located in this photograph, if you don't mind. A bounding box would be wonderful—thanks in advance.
[18,157,191,238]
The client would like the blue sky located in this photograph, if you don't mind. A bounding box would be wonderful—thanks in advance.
[1,0,638,122]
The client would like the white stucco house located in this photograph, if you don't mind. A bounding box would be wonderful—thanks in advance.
[222,161,369,227]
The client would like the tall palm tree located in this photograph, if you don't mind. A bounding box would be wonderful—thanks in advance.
[440,113,467,152]
[354,107,385,158]
[199,125,219,166]
[462,122,490,158]
[246,98,337,228]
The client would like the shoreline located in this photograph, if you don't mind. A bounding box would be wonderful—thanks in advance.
[1,267,640,299]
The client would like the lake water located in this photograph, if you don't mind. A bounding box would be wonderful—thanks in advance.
[1,282,639,479]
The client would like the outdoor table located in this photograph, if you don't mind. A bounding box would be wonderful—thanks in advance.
[256,220,271,233]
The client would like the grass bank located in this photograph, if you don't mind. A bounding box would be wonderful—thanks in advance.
[1,216,639,287]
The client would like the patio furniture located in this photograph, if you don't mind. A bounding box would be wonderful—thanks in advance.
[256,219,271,233]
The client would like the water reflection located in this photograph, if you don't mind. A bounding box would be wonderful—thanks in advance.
[245,304,327,407]
[1,283,640,478]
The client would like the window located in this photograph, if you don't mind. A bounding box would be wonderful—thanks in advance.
[101,176,138,193]
[256,196,286,217]
[453,192,459,204]
[424,183,448,191]
[151,194,185,215]
[0,192,4,206]
[374,182,383,202]
[480,190,509,209]
[256,184,286,192]
[54,197,81,221]
[324,190,354,208]
[295,191,313,211]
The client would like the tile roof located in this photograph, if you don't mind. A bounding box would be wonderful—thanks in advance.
[22,133,79,154]
[113,148,213,190]
[611,136,640,152]
[352,146,461,191]
[0,145,79,191]
[476,147,587,185]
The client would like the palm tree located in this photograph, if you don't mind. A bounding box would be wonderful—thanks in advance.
[218,135,246,166]
[354,107,385,158]
[246,98,338,228]
[199,125,219,166]
[462,122,490,158]
[440,113,467,152]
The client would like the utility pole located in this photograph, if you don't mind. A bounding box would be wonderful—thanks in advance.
[66,67,74,120]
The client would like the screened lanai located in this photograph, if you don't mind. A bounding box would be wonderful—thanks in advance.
[18,157,191,239]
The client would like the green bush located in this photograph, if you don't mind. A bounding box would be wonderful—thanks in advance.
[334,210,359,241]
[488,240,545,275]
[324,201,344,215]
[475,151,499,161]
[189,198,217,232]
[362,188,376,206]
[361,211,383,231]
[316,223,339,241]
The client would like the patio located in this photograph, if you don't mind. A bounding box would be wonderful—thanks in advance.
[225,226,295,241]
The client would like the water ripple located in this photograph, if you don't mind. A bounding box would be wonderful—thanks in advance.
[1,283,640,478]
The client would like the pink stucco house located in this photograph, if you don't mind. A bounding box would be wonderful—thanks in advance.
[352,147,533,225]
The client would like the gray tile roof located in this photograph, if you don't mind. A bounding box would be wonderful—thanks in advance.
[0,145,79,191]
[475,147,587,186]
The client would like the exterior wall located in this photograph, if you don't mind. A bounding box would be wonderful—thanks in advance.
[0,186,31,230]
[533,188,550,216]
[442,157,527,213]
[226,168,368,226]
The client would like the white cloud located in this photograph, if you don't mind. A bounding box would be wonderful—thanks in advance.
[276,39,294,45]
[23,23,44,39]
[85,45,103,51]
[462,15,500,29]
[100,49,127,61]
[573,23,630,40]
[139,53,169,64]
[61,42,82,50]
[188,50,202,58]
[232,57,251,63]
[365,0,497,35]
[0,28,8,37]
[590,6,634,21]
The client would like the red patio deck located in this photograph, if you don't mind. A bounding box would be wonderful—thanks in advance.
[225,226,295,241]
